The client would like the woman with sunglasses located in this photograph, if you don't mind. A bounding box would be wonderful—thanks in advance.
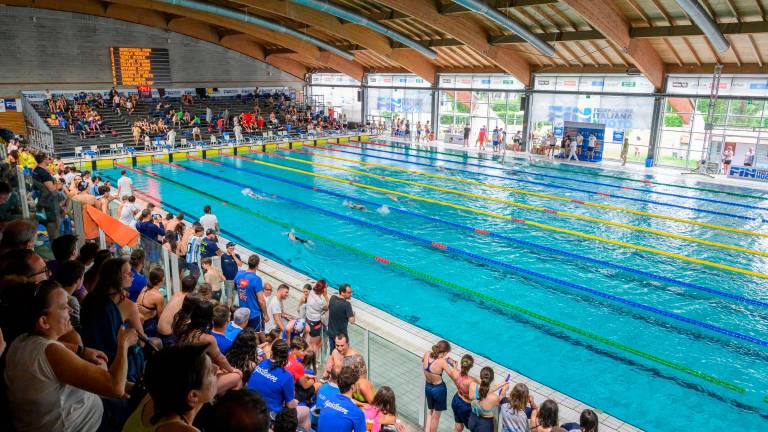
[4,280,138,431]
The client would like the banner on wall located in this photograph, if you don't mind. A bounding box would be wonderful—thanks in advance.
[564,121,605,162]
[531,93,654,132]
[1,98,21,112]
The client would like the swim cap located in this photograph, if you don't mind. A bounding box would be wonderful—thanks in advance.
[294,319,306,333]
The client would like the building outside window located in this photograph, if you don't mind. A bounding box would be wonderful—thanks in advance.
[660,75,768,169]
[365,74,432,131]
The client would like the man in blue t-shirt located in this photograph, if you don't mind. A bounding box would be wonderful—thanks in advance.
[199,229,222,259]
[233,254,269,331]
[211,304,233,354]
[317,366,366,432]
[220,242,243,281]
[311,368,341,427]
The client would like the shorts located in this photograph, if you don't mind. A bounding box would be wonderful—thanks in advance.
[425,382,447,411]
[159,333,175,348]
[308,320,322,337]
[451,393,471,426]
[467,413,494,432]
[247,316,264,332]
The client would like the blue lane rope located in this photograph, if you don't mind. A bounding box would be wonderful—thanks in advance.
[343,141,768,212]
[310,145,756,222]
[161,160,768,348]
[190,155,768,309]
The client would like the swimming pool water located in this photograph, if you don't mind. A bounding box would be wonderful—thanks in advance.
[100,140,768,430]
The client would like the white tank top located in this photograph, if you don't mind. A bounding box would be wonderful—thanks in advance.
[4,334,103,432]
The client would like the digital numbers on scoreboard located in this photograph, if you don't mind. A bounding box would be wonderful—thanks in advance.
[110,47,171,86]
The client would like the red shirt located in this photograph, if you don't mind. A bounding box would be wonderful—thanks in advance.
[257,117,264,128]
[285,353,304,382]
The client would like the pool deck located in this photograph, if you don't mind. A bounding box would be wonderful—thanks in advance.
[383,135,768,194]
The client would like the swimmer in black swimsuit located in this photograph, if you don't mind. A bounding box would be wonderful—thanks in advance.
[343,200,368,212]
[287,229,314,247]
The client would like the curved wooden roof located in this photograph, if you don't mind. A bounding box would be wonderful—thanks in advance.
[7,0,768,88]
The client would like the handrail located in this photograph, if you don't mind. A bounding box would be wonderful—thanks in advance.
[22,98,54,154]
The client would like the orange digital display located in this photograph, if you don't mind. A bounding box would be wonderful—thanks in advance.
[110,47,170,86]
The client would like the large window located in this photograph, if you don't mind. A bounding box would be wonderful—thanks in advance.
[437,74,525,144]
[660,75,768,169]
[307,74,362,122]
[366,74,433,129]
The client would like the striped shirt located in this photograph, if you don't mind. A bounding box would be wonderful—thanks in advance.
[187,235,202,264]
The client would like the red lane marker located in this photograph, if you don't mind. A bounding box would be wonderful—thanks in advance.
[431,241,447,249]
[374,256,390,264]
[510,218,526,223]
[641,179,653,184]
[620,186,632,190]
[543,209,557,213]
[187,155,222,166]
[153,159,187,170]
[312,187,318,191]
[474,228,490,235]
[263,152,285,159]
[570,199,586,204]
[596,192,611,196]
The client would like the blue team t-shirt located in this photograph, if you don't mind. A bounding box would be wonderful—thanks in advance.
[199,237,219,259]
[312,382,340,422]
[234,270,263,320]
[224,322,243,341]
[128,269,148,302]
[317,393,366,432]
[212,331,233,354]
[220,253,241,280]
[246,358,295,413]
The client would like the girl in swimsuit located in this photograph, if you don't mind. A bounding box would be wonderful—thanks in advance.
[448,354,478,431]
[467,367,509,432]
[136,267,166,338]
[423,340,456,432]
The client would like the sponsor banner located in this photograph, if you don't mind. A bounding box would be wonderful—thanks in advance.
[729,166,768,181]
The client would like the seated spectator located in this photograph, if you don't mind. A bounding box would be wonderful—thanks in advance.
[198,282,213,301]
[296,349,319,405]
[274,407,299,432]
[530,399,563,432]
[0,248,50,283]
[82,249,112,293]
[127,249,147,302]
[324,332,374,402]
[157,275,196,347]
[225,306,250,341]
[247,339,310,429]
[136,267,166,338]
[317,366,366,432]
[47,233,78,278]
[211,303,233,353]
[172,295,243,394]
[0,180,22,222]
[0,219,37,254]
[4,280,138,432]
[54,259,86,331]
[364,386,406,432]
[500,383,532,432]
[561,409,598,432]
[123,344,215,432]
[226,328,260,383]
[195,389,269,432]
[80,258,147,382]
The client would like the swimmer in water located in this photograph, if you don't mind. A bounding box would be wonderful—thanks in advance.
[377,204,390,215]
[241,187,269,200]
[287,229,314,247]
[343,200,368,212]
[436,162,446,171]
[386,194,400,202]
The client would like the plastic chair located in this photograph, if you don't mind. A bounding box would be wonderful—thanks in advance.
[109,143,118,155]
[74,146,84,159]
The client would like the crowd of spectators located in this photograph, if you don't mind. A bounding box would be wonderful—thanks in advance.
[42,88,137,140]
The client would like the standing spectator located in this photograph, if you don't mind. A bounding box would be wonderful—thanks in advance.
[722,147,734,174]
[621,137,630,166]
[200,229,222,260]
[234,255,270,331]
[118,195,140,227]
[317,366,366,432]
[157,275,196,347]
[327,283,355,351]
[423,340,455,432]
[449,354,478,432]
[587,133,597,161]
[205,106,213,125]
[234,123,244,144]
[225,307,250,341]
[467,367,509,432]
[265,283,290,333]
[167,128,176,149]
[116,170,133,199]
[210,303,234,355]
[200,204,220,235]
[186,225,204,281]
[202,257,225,302]
[221,241,243,282]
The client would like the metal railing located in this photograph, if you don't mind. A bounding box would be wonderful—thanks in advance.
[22,98,55,155]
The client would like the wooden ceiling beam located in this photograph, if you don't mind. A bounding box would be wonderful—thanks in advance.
[373,0,532,86]
[561,0,664,89]
[440,0,559,15]
[747,34,763,66]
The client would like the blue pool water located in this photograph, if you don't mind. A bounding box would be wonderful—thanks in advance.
[101,140,768,430]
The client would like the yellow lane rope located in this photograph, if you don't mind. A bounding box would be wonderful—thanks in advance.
[301,147,766,239]
[258,152,768,259]
[225,154,768,280]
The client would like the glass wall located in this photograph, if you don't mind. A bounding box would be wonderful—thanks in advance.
[307,74,362,122]
[660,75,768,169]
[366,74,433,130]
[437,74,525,144]
[529,75,655,161]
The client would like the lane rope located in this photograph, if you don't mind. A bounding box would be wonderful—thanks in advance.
[375,139,768,201]
[345,141,768,211]
[220,153,768,280]
[283,147,765,238]
[193,155,768,309]
[258,150,768,260]
[113,165,747,394]
[315,143,755,222]
[171,160,768,348]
